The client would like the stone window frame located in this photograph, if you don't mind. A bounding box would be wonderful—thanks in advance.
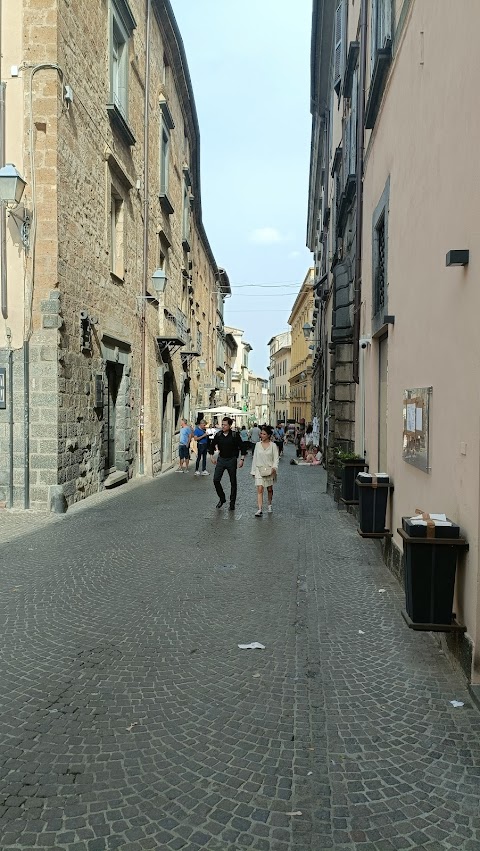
[107,166,130,282]
[371,176,390,335]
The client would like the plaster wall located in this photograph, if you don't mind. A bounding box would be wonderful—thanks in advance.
[360,0,480,677]
[0,1,25,349]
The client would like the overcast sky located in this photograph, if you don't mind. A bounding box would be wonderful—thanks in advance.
[171,0,313,377]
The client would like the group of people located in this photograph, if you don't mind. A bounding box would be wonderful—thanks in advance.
[176,416,283,516]
[295,423,323,465]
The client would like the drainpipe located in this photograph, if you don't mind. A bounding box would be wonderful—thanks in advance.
[23,340,29,508]
[139,0,152,475]
[7,341,13,507]
[353,0,368,383]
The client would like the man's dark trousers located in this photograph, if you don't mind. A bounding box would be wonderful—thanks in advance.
[213,457,237,505]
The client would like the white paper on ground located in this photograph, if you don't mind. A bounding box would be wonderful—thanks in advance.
[286,811,303,816]
[449,700,464,708]
[358,630,365,634]
[238,642,265,650]
[378,589,386,593]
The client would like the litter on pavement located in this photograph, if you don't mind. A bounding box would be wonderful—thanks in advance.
[449,700,465,708]
[286,811,303,816]
[238,642,265,650]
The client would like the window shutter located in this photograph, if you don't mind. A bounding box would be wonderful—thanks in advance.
[379,0,392,47]
[334,0,345,92]
[349,68,358,176]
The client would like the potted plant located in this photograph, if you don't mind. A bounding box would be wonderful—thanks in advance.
[335,450,367,503]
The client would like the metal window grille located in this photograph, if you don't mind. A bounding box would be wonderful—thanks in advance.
[374,214,386,315]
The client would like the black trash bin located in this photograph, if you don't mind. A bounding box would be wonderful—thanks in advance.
[340,459,367,503]
[399,518,467,627]
[356,473,391,534]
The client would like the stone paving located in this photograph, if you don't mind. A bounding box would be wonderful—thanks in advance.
[0,447,480,851]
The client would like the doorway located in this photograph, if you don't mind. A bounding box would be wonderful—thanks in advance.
[378,335,388,471]
[162,372,174,466]
[106,361,123,471]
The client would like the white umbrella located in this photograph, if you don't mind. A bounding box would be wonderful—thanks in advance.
[200,405,245,416]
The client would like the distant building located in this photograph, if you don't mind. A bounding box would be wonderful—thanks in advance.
[224,327,252,411]
[267,332,291,425]
[248,374,268,425]
[288,268,314,424]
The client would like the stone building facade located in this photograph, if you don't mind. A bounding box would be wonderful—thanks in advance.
[288,268,314,424]
[0,0,228,510]
[267,332,291,426]
[224,326,252,412]
[247,374,268,425]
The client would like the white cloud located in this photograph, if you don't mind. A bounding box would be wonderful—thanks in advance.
[288,250,301,259]
[249,227,283,245]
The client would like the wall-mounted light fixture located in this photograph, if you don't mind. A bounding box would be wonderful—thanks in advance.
[152,268,168,293]
[0,163,26,206]
[446,250,469,267]
[302,322,313,340]
[0,163,29,249]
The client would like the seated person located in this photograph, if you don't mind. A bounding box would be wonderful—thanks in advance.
[305,446,323,465]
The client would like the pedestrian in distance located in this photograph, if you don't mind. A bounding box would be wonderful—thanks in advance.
[251,424,279,516]
[273,422,285,457]
[208,416,247,510]
[249,422,261,454]
[176,417,193,472]
[239,425,250,454]
[304,424,314,459]
[193,419,209,475]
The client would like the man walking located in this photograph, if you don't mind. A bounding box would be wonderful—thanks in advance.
[193,419,209,476]
[209,416,247,510]
[249,422,261,454]
[176,418,193,472]
[273,422,285,457]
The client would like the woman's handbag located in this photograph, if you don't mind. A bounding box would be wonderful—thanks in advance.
[259,465,273,477]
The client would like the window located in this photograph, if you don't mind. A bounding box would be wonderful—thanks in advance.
[107,0,136,145]
[334,0,347,94]
[159,100,175,214]
[110,187,124,279]
[112,17,127,114]
[182,176,191,251]
[373,213,386,316]
[365,0,393,128]
[372,178,389,328]
[371,0,393,64]
[162,54,170,86]
[160,126,169,195]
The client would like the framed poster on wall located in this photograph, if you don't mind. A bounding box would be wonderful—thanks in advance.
[402,387,432,473]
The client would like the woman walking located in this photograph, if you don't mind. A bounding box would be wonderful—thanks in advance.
[251,425,279,516]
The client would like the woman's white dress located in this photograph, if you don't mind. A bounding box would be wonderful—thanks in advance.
[251,441,279,487]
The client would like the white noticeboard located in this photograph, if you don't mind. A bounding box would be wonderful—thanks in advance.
[403,387,432,473]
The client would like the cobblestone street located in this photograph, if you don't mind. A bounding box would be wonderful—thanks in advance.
[1,448,480,851]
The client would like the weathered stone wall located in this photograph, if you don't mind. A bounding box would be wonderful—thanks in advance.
[1,0,225,509]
